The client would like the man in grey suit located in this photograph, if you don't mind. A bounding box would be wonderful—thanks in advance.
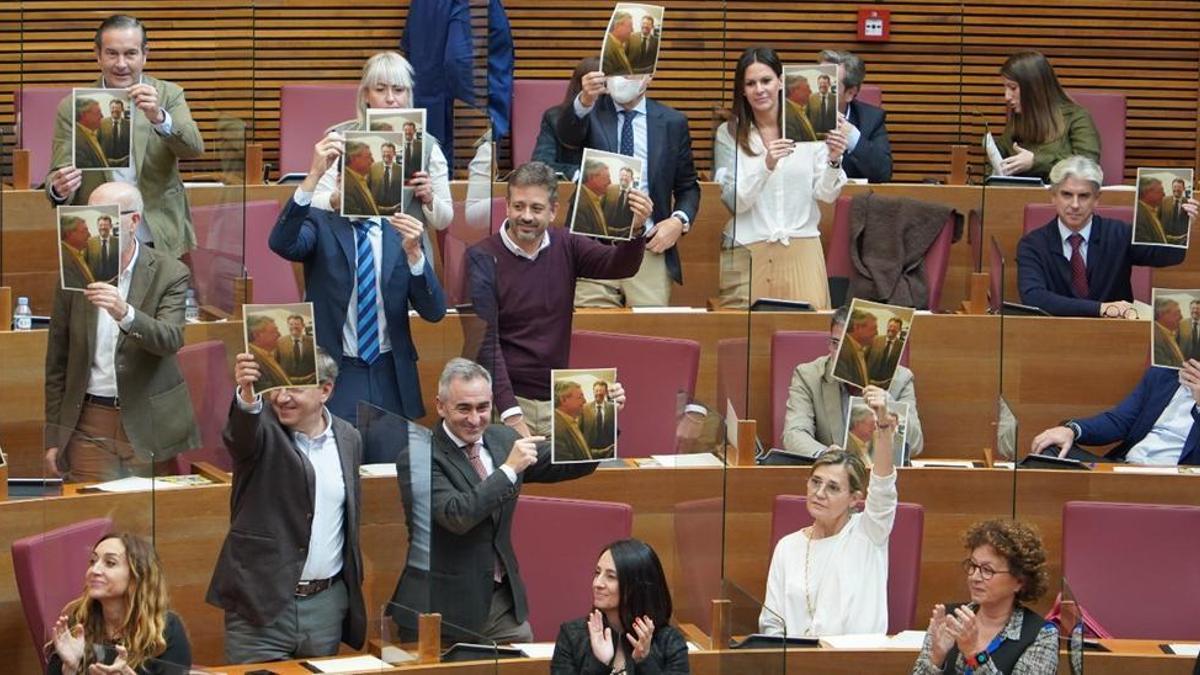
[627,15,660,74]
[866,317,905,388]
[1162,177,1192,242]
[43,181,199,482]
[47,14,205,259]
[208,347,366,663]
[580,380,617,450]
[780,306,924,459]
[389,358,623,642]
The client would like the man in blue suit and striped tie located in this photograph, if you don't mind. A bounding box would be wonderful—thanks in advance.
[270,133,446,457]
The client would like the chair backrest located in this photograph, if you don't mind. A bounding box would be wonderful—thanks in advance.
[1062,501,1200,640]
[511,495,633,640]
[569,330,701,457]
[511,79,569,166]
[12,518,114,670]
[1021,203,1148,302]
[1067,90,1126,187]
[278,83,358,177]
[439,197,507,305]
[827,196,956,310]
[857,85,883,109]
[241,200,297,303]
[769,331,829,448]
[14,86,71,186]
[171,340,233,473]
[770,495,924,633]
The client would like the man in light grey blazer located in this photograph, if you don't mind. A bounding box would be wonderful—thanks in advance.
[781,306,924,459]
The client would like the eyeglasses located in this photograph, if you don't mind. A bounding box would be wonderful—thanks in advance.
[961,558,1012,581]
[807,475,844,497]
[1099,305,1137,317]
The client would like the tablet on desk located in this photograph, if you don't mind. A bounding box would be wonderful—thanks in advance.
[729,633,820,650]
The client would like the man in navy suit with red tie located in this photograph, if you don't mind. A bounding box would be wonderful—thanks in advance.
[1017,156,1197,317]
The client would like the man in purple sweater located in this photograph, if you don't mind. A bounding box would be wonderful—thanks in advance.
[467,161,652,436]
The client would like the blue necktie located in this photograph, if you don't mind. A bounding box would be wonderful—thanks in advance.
[354,222,379,365]
[619,110,635,157]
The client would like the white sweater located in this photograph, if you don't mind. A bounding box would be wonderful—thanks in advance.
[759,469,898,637]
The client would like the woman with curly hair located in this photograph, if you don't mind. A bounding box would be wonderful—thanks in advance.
[912,519,1058,675]
[47,533,190,674]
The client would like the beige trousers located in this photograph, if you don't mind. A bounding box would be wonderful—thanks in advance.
[574,249,672,308]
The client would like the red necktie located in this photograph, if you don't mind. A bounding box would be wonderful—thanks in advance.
[1068,233,1089,298]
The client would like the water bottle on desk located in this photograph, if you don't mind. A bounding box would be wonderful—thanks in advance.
[13,296,32,331]
[185,288,200,323]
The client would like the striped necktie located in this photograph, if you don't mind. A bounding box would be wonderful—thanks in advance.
[354,221,380,364]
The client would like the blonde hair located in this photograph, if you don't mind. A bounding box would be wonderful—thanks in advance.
[356,52,415,128]
[48,533,173,670]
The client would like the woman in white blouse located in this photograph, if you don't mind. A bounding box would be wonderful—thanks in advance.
[715,46,848,309]
[759,384,898,637]
[310,51,453,248]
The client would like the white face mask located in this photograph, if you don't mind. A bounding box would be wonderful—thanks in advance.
[607,76,647,105]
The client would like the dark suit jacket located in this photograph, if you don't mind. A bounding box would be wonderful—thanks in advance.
[278,335,317,380]
[531,107,583,178]
[1017,215,1186,317]
[550,618,689,675]
[390,423,596,636]
[1076,367,1200,465]
[98,116,130,165]
[866,335,903,387]
[207,402,367,648]
[269,198,447,419]
[85,236,119,282]
[556,95,700,284]
[44,245,200,465]
[807,92,838,135]
[843,99,893,183]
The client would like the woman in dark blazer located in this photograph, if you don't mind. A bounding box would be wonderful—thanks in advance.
[551,539,689,675]
[532,57,598,178]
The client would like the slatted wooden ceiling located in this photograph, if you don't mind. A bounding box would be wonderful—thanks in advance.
[1,1,1197,183]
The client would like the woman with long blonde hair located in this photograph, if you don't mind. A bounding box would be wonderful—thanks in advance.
[47,533,190,674]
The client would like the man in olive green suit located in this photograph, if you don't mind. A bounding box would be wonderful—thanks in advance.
[1153,297,1185,369]
[343,141,381,217]
[553,381,600,461]
[572,159,611,237]
[47,15,205,260]
[833,308,876,388]
[1136,177,1176,245]
[74,98,110,170]
[44,181,200,483]
[602,11,635,76]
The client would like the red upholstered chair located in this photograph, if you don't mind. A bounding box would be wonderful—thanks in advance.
[438,197,506,305]
[1021,203,1148,303]
[241,200,297,303]
[672,497,725,634]
[511,495,633,640]
[278,83,358,178]
[170,340,233,473]
[856,85,883,109]
[769,331,829,449]
[511,79,568,166]
[189,201,246,311]
[770,495,924,633]
[1061,501,1200,640]
[827,196,957,310]
[14,86,71,187]
[1067,90,1126,187]
[569,331,701,457]
[13,518,114,670]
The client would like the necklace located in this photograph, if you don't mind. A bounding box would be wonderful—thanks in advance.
[803,526,818,636]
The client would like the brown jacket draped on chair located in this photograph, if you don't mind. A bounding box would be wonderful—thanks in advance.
[848,194,958,308]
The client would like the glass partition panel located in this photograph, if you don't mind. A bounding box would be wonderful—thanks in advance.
[717,579,788,673]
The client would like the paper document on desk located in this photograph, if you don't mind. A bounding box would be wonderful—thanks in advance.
[649,453,724,468]
[359,463,398,478]
[1166,643,1200,656]
[819,631,925,649]
[984,132,1007,176]
[910,459,976,468]
[511,642,556,659]
[302,654,392,672]
[89,476,194,493]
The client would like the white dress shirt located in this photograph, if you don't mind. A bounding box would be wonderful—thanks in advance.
[293,187,427,359]
[713,121,847,246]
[236,395,346,581]
[87,242,139,397]
[309,134,454,232]
[1126,384,1195,465]
[1058,218,1094,265]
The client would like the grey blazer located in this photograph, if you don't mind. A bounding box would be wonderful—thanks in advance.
[206,402,366,649]
[780,355,924,458]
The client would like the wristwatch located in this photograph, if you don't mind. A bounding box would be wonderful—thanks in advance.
[965,650,990,668]
[1064,420,1082,442]
[671,210,691,234]
[828,158,842,169]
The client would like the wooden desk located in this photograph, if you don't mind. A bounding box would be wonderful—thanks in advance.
[3,466,1199,672]
[0,311,1162,476]
[211,639,1196,675]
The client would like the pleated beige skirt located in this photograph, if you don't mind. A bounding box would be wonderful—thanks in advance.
[718,237,830,310]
